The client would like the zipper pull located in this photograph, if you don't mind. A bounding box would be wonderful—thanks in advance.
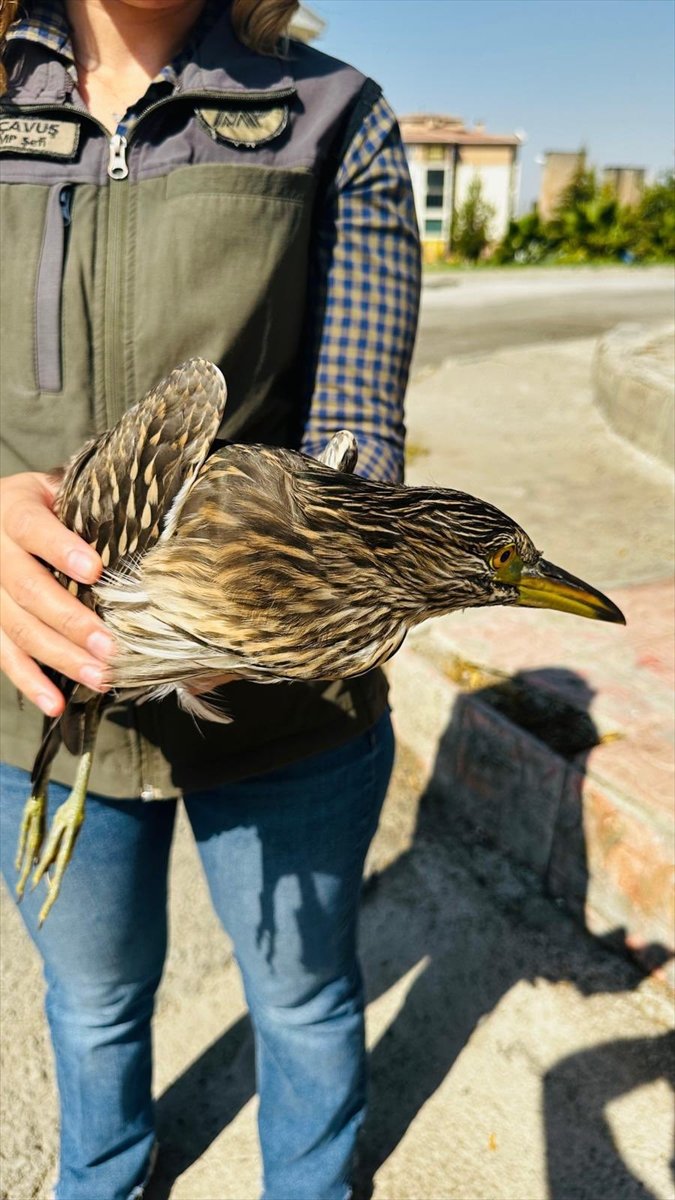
[108,134,129,180]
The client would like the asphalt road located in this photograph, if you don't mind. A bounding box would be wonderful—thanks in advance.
[412,266,675,374]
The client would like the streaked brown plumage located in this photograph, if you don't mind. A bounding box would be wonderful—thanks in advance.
[17,358,625,921]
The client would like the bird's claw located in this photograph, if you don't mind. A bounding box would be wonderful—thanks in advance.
[30,795,85,926]
[15,794,46,899]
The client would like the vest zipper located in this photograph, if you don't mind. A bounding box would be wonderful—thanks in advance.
[107,133,129,181]
[103,162,130,424]
[34,182,73,393]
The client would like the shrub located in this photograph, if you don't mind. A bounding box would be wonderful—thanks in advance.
[453,176,496,262]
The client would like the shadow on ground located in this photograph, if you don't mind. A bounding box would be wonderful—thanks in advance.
[147,668,673,1200]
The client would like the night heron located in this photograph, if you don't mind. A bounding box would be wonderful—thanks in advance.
[16,358,625,922]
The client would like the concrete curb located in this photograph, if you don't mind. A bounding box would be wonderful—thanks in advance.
[593,322,675,469]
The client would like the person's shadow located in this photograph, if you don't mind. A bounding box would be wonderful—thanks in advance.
[147,667,673,1200]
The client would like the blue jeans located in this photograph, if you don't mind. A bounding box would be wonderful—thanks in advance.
[0,711,394,1200]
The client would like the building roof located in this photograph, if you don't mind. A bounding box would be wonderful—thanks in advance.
[400,114,521,147]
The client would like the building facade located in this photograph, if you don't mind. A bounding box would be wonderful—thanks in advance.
[400,114,522,260]
[538,150,586,220]
[538,153,647,218]
[602,167,646,208]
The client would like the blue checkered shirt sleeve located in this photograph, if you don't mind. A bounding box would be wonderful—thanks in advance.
[300,93,421,483]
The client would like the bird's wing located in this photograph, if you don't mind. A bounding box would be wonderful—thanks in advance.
[98,443,398,689]
[56,358,227,585]
[44,359,226,757]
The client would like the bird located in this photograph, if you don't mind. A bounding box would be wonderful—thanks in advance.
[15,357,625,923]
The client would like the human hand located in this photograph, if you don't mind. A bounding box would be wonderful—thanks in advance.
[0,472,115,717]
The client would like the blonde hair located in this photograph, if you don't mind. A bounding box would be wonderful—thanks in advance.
[0,0,300,93]
[232,0,299,54]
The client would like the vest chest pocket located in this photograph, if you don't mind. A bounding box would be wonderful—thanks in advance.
[34,182,73,393]
[130,165,318,426]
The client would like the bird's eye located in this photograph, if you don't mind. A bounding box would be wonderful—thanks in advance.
[492,544,516,569]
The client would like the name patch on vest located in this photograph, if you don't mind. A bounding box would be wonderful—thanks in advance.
[198,106,288,149]
[0,117,80,158]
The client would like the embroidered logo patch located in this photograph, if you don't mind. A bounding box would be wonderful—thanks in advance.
[0,116,80,158]
[198,106,288,149]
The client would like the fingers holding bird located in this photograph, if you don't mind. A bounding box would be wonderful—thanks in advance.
[1,472,101,582]
[0,586,112,699]
[0,471,114,713]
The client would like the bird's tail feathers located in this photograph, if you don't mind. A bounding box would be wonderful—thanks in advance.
[175,685,233,724]
[116,679,233,725]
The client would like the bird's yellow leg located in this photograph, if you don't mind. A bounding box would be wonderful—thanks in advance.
[28,700,102,925]
[15,792,46,899]
[30,746,93,926]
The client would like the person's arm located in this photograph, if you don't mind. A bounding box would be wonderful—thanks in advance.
[300,93,421,483]
[0,473,112,715]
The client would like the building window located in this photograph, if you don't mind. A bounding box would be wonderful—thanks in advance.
[426,169,445,209]
[424,144,445,162]
[424,218,443,235]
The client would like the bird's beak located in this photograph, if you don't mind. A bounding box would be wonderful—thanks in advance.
[516,559,626,624]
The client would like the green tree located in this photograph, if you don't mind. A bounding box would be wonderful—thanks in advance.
[623,173,675,260]
[453,176,495,262]
[555,160,595,213]
[546,165,607,259]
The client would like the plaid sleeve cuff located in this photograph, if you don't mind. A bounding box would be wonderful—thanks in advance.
[301,92,421,483]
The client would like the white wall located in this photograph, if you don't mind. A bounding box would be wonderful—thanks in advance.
[454,163,515,241]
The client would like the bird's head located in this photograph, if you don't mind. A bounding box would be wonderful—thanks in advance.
[395,488,626,626]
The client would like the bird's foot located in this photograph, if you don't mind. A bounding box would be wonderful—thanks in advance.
[30,788,86,926]
[15,793,46,899]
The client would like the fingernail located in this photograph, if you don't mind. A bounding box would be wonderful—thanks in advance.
[80,664,107,689]
[68,551,98,582]
[37,693,61,717]
[87,631,116,660]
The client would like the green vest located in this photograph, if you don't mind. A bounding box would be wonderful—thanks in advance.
[0,22,389,797]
